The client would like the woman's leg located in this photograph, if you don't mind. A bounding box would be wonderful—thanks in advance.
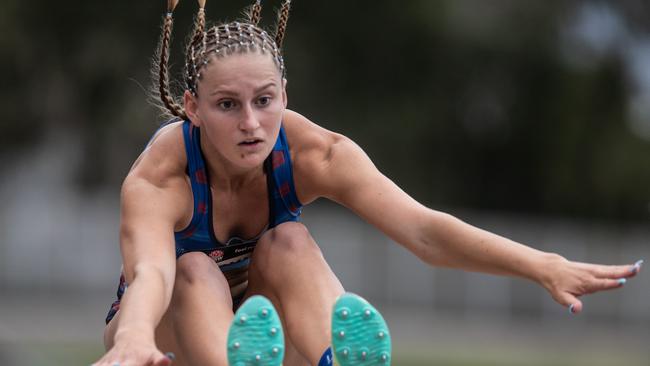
[245,222,345,366]
[104,252,235,366]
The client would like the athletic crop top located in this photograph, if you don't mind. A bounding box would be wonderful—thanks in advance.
[175,120,303,271]
[104,120,302,324]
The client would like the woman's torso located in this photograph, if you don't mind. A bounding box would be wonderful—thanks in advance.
[172,119,302,269]
[105,110,342,323]
[134,110,334,235]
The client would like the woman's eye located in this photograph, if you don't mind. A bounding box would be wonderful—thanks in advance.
[218,100,236,110]
[257,96,271,106]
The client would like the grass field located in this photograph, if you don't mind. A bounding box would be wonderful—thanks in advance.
[1,292,648,365]
[1,342,647,366]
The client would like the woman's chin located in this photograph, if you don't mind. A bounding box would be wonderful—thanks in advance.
[234,150,269,170]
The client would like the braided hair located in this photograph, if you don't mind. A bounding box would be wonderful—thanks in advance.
[155,0,292,119]
[249,0,263,26]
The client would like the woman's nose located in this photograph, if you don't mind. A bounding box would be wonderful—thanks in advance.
[239,104,260,131]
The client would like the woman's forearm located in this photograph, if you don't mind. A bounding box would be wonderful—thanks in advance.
[113,264,173,343]
[417,211,561,285]
[411,210,639,314]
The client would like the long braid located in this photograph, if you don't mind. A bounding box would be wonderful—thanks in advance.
[158,1,187,119]
[185,1,207,94]
[249,0,262,26]
[151,0,293,110]
[274,0,291,49]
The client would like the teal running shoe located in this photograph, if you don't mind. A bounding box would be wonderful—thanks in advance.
[227,295,285,366]
[331,293,391,365]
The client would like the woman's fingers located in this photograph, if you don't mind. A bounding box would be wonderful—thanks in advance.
[152,358,172,366]
[559,278,622,315]
[92,347,172,366]
[556,291,583,314]
[550,259,645,314]
[580,260,644,279]
[584,277,627,294]
[152,352,174,366]
[149,351,175,366]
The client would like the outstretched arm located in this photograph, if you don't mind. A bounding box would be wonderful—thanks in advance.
[94,176,180,366]
[94,124,189,366]
[309,131,642,314]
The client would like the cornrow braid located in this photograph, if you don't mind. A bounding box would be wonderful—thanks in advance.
[274,0,291,49]
[158,5,187,119]
[250,0,263,26]
[152,0,293,116]
[186,22,285,95]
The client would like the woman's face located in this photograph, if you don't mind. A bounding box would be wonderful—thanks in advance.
[185,51,287,172]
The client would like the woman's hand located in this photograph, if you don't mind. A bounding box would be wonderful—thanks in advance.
[92,337,174,366]
[540,256,643,314]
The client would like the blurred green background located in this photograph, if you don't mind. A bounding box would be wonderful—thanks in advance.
[3,0,650,220]
[1,0,649,365]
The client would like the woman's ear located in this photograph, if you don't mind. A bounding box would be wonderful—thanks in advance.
[183,90,202,127]
[282,78,288,108]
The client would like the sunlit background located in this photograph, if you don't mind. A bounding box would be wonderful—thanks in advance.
[1,0,649,365]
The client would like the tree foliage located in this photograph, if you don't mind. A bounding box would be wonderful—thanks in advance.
[1,0,649,221]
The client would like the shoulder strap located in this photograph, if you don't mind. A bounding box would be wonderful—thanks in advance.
[176,121,210,238]
[267,125,302,228]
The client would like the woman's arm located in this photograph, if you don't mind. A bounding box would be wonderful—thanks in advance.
[296,116,642,314]
[95,125,190,366]
[113,175,179,345]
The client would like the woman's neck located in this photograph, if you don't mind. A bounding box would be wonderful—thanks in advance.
[200,136,266,192]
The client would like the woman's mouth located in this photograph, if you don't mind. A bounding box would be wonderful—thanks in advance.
[238,138,263,148]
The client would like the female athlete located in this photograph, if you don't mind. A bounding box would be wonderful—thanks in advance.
[93,1,643,365]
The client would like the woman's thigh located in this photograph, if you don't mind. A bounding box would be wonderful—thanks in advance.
[241,280,311,366]
[242,222,345,366]
[103,302,188,366]
[104,252,236,366]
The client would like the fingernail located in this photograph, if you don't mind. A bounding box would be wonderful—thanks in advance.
[618,278,627,286]
[569,304,575,314]
[166,352,176,360]
[631,260,644,274]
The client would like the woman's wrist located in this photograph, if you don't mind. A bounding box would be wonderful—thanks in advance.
[114,325,156,345]
[529,251,566,289]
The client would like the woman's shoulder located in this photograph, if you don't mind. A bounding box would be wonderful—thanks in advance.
[281,109,349,204]
[125,120,188,189]
[282,109,344,157]
[120,120,193,232]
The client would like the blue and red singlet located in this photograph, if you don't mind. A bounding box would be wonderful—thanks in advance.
[106,120,302,324]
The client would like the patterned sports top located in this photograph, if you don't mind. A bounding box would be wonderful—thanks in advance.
[175,120,302,268]
[105,120,302,324]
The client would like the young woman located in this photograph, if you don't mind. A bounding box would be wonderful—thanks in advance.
[93,1,643,365]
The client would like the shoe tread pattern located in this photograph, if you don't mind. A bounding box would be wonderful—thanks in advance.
[227,295,285,366]
[331,293,391,366]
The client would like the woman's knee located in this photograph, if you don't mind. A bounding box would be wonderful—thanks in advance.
[175,252,227,288]
[172,252,233,309]
[258,222,318,253]
[253,222,322,272]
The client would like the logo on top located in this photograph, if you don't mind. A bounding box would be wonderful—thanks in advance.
[208,249,224,262]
